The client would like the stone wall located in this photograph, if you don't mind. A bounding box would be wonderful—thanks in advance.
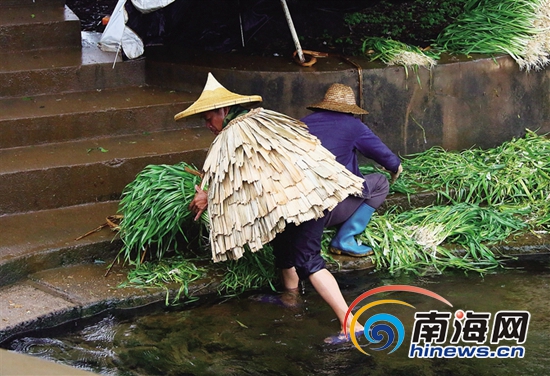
[147,51,550,156]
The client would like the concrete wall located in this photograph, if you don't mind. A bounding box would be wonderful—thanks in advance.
[360,55,550,156]
[147,51,550,156]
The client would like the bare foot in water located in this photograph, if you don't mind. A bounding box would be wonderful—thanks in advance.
[248,288,302,308]
[280,288,302,308]
[324,328,365,345]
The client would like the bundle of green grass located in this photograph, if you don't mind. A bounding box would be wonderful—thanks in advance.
[436,0,550,70]
[118,130,550,297]
[357,129,550,273]
[362,0,550,71]
[116,162,209,265]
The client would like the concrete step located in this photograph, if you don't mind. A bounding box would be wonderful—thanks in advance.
[0,86,200,149]
[0,127,214,215]
[0,201,121,287]
[0,261,166,345]
[0,5,81,52]
[0,0,65,8]
[0,32,146,98]
[0,256,219,345]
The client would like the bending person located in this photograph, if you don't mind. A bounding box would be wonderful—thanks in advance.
[275,84,403,343]
[303,83,402,257]
[178,73,366,342]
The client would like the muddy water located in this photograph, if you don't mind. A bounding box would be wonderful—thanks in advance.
[7,257,550,376]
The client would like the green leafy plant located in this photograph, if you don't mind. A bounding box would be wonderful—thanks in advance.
[121,256,206,304]
[385,129,550,205]
[436,0,550,70]
[362,203,528,274]
[116,162,209,265]
[361,37,439,71]
[120,131,550,302]
[344,0,467,47]
[216,246,277,296]
[340,0,549,71]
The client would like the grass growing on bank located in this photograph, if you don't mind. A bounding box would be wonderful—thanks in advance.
[120,256,206,305]
[118,130,550,302]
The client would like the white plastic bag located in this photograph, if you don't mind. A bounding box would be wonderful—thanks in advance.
[130,0,175,14]
[99,0,162,59]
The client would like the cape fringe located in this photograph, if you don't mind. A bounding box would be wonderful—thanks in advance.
[202,108,364,262]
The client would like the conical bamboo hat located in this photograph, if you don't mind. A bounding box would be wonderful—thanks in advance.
[174,73,263,120]
[201,107,365,262]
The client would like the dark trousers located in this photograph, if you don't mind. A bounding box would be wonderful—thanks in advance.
[271,173,389,280]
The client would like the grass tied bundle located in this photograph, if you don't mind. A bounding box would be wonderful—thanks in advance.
[117,162,209,265]
[436,0,550,70]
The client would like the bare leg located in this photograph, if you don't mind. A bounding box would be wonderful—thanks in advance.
[281,267,300,290]
[308,269,363,333]
[308,269,348,328]
[280,267,301,307]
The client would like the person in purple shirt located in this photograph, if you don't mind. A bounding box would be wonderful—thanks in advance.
[303,83,403,257]
[269,83,403,343]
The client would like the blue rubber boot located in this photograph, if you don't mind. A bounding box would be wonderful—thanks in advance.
[330,203,375,257]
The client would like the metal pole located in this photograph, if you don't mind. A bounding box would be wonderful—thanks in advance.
[280,0,305,63]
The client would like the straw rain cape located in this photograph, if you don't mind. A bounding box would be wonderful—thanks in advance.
[202,107,364,262]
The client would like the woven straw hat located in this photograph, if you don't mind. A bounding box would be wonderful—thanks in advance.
[174,72,262,121]
[307,83,368,115]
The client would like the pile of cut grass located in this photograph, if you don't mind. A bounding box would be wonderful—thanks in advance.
[435,0,550,70]
[116,162,209,265]
[362,0,550,71]
[118,130,550,301]
[363,129,550,206]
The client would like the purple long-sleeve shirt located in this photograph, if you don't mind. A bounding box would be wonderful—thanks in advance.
[301,111,401,175]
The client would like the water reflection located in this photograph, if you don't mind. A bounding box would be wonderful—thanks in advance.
[8,257,550,376]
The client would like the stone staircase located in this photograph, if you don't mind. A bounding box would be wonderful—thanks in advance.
[0,0,214,290]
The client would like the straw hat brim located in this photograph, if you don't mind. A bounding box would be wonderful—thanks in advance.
[175,89,262,120]
[307,101,368,115]
[174,73,262,121]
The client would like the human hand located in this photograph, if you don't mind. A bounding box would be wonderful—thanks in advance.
[389,164,403,184]
[189,185,208,221]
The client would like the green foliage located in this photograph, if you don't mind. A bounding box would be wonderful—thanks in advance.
[435,0,543,56]
[344,0,467,45]
[360,37,440,75]
[120,131,550,302]
[116,162,209,265]
[339,0,549,71]
[391,129,550,205]
[362,203,529,275]
[357,129,550,273]
[216,246,278,296]
[121,256,206,305]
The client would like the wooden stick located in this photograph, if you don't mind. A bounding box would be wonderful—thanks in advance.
[140,247,148,264]
[75,223,108,241]
[104,255,118,277]
[184,166,203,179]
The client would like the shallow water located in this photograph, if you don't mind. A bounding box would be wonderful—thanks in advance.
[7,257,550,376]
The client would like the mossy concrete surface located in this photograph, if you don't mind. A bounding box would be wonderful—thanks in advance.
[146,49,550,157]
